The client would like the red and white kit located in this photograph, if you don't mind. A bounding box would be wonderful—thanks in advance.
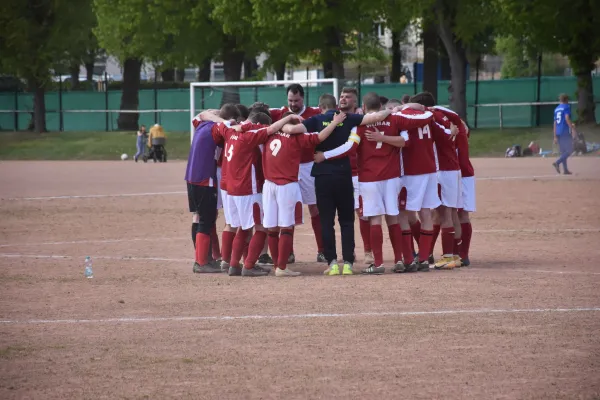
[399,108,449,211]
[429,107,462,209]
[431,106,476,212]
[214,125,266,230]
[270,106,321,205]
[260,128,322,228]
[323,111,434,217]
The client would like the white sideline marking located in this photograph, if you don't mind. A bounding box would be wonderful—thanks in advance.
[0,237,187,248]
[0,307,598,325]
[5,191,186,201]
[2,174,579,201]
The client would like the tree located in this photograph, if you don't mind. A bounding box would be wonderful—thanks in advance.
[495,36,564,79]
[500,0,600,123]
[0,0,94,132]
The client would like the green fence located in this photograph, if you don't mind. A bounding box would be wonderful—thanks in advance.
[1,76,599,132]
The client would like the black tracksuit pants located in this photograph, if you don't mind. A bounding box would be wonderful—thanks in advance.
[314,172,355,264]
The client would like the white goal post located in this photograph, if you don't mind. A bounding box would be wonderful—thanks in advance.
[189,79,340,141]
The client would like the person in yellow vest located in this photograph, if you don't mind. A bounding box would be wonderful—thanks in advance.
[146,123,167,162]
[148,123,166,148]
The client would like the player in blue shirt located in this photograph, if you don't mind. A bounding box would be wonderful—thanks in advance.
[552,94,576,175]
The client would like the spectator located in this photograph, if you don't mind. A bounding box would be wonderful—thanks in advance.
[134,124,147,162]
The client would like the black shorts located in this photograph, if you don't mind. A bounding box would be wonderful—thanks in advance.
[187,182,218,213]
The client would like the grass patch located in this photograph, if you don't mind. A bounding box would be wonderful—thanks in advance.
[1,126,599,160]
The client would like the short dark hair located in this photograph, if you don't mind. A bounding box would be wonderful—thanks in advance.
[379,95,389,106]
[362,92,381,111]
[248,102,271,117]
[281,111,300,125]
[235,104,249,120]
[559,93,569,103]
[219,103,241,121]
[341,87,358,97]
[401,94,411,104]
[409,92,436,107]
[287,84,304,98]
[318,94,337,110]
[248,111,272,125]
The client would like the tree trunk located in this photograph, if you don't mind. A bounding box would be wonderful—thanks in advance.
[29,80,47,133]
[390,30,402,83]
[69,63,80,90]
[274,61,286,80]
[117,58,142,131]
[161,68,175,82]
[176,69,185,82]
[197,58,211,82]
[437,18,468,119]
[221,37,245,105]
[572,61,596,124]
[85,62,94,82]
[422,23,438,101]
[322,27,345,79]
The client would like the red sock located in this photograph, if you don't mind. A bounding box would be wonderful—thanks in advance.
[243,233,251,260]
[460,223,472,259]
[359,218,372,252]
[441,227,454,256]
[454,237,462,256]
[410,221,421,243]
[277,229,294,270]
[311,215,324,253]
[387,224,403,263]
[431,224,441,257]
[418,230,434,262]
[195,232,211,265]
[230,230,249,268]
[210,225,220,260]
[370,224,384,266]
[244,230,267,269]
[268,232,279,267]
[221,230,235,263]
[401,230,414,264]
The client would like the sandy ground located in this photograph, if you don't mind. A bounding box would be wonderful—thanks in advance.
[0,157,599,399]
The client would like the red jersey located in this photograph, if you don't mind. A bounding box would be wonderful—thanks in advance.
[432,106,474,177]
[261,130,322,185]
[270,106,321,163]
[400,109,448,176]
[323,111,434,182]
[429,108,459,172]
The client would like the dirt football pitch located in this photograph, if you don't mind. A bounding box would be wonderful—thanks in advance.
[0,157,599,399]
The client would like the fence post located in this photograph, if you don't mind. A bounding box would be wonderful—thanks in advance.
[358,64,362,101]
[254,87,258,103]
[499,105,503,129]
[58,74,63,132]
[474,57,480,129]
[413,62,418,94]
[154,72,158,125]
[104,72,109,132]
[14,85,19,131]
[536,54,542,127]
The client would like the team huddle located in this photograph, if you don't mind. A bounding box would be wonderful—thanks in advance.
[185,84,475,277]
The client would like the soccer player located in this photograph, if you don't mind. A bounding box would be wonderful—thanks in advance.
[258,111,347,276]
[315,92,434,274]
[269,84,325,263]
[552,93,576,175]
[365,105,458,273]
[186,104,240,273]
[217,112,302,277]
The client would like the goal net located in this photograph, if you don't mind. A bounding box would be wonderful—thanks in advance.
[189,79,339,140]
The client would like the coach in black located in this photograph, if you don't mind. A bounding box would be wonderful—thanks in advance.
[284,93,391,274]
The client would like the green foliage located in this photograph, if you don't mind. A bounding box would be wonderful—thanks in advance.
[495,36,564,78]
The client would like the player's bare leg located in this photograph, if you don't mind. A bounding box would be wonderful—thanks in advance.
[430,209,441,264]
[275,225,301,277]
[309,204,326,262]
[458,210,472,266]
[361,215,385,275]
[358,211,373,265]
[191,213,200,249]
[385,214,404,273]
[220,224,236,272]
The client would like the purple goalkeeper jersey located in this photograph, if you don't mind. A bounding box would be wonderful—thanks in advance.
[184,121,218,184]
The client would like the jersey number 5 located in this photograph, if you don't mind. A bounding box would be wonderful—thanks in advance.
[270,139,282,156]
[556,111,562,124]
[225,143,234,161]
[418,125,431,139]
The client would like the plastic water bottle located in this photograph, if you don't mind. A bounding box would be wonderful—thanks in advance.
[84,256,94,279]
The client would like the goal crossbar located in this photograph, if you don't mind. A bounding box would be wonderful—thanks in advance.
[189,79,339,139]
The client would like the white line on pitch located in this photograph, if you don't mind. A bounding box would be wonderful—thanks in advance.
[5,191,186,201]
[0,237,187,248]
[0,307,598,325]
